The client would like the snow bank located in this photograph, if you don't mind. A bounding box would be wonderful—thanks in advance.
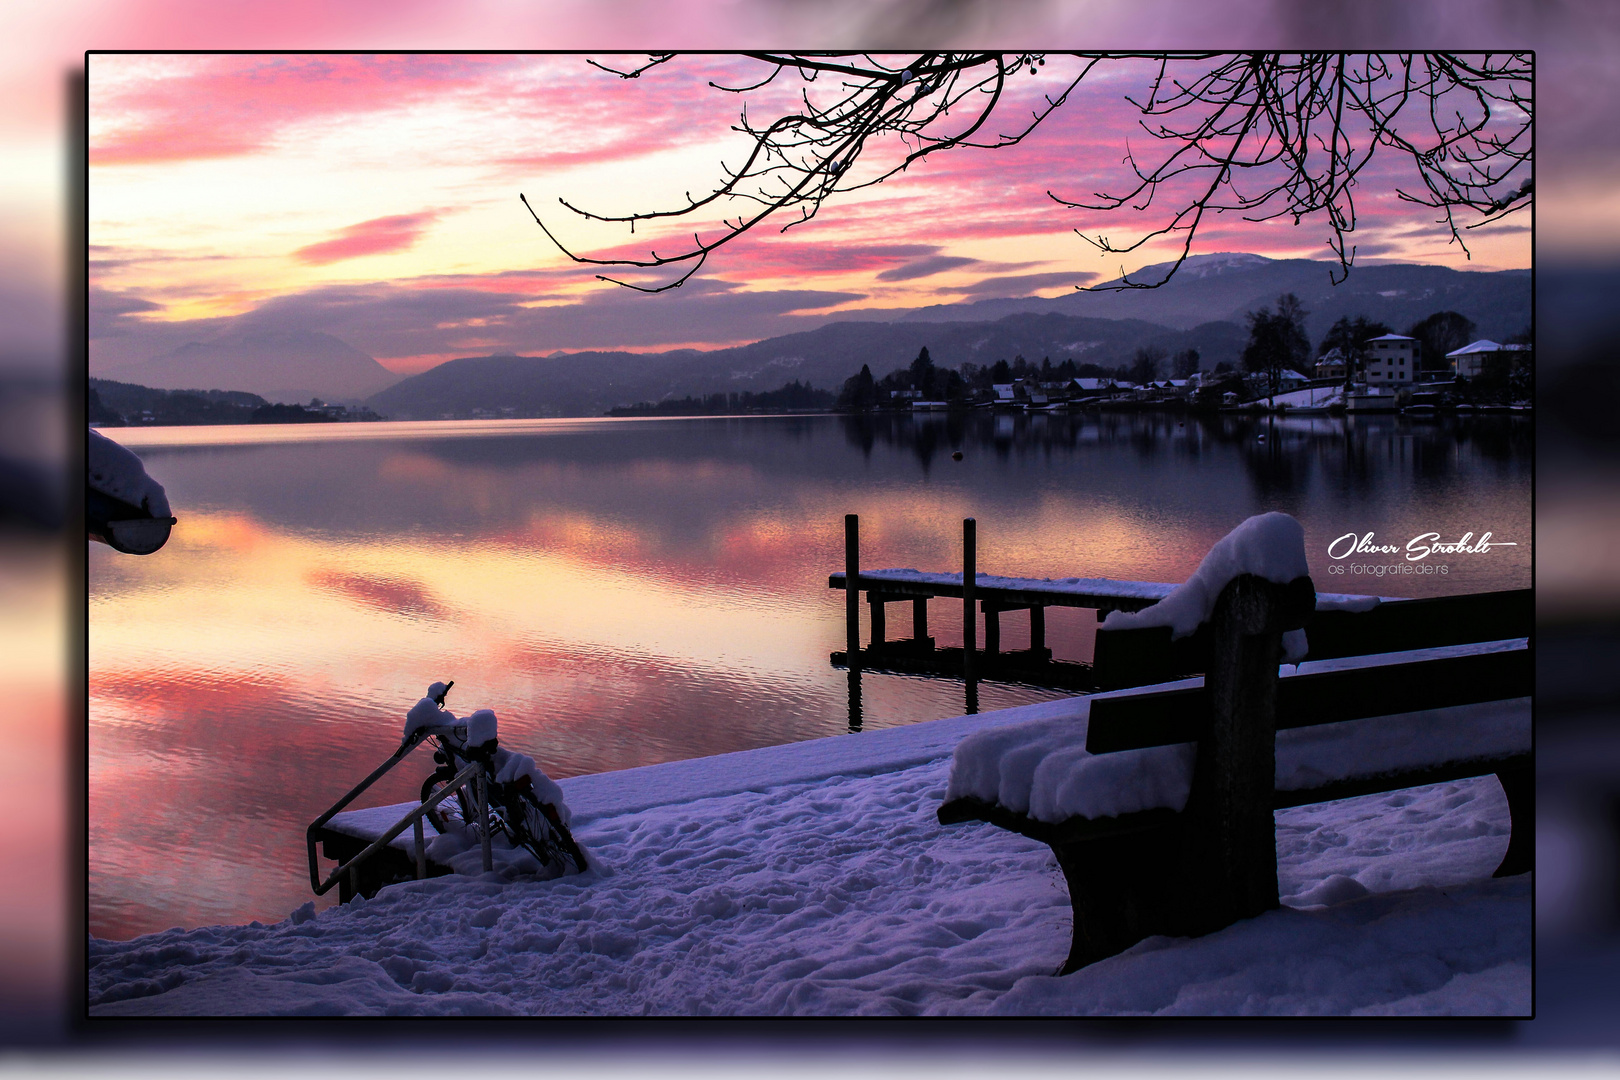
[87,427,170,517]
[986,876,1528,1016]
[944,639,1529,824]
[1270,385,1344,410]
[1100,512,1309,638]
[86,699,1526,1016]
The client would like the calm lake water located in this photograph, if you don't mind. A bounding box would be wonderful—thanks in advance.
[89,411,1532,939]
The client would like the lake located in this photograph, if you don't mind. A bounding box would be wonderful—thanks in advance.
[89,410,1531,939]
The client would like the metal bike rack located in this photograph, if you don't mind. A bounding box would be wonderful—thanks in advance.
[305,726,494,898]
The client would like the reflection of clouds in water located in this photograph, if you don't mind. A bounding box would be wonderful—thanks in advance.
[376,449,453,482]
[89,414,1532,941]
[306,568,452,621]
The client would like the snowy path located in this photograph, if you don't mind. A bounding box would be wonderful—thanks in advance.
[88,698,1528,1016]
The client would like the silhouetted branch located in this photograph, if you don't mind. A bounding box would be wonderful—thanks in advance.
[524,52,1532,293]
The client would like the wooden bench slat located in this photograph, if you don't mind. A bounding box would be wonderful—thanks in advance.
[1304,588,1532,661]
[1090,588,1532,689]
[1085,647,1531,754]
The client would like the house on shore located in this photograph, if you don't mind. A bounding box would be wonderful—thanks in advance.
[1314,348,1348,380]
[1364,334,1419,386]
[1446,340,1533,379]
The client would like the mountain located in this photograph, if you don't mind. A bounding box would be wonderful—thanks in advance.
[367,314,1246,420]
[102,328,401,405]
[356,254,1528,419]
[896,254,1531,342]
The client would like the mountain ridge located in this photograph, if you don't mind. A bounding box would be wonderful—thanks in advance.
[368,255,1528,419]
[99,328,402,405]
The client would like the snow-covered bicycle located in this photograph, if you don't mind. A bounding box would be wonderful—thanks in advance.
[412,681,587,878]
[308,681,586,900]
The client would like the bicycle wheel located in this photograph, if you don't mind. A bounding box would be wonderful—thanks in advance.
[502,787,586,875]
[420,772,476,835]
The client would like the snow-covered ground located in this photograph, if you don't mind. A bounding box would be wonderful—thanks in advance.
[1268,385,1344,410]
[88,696,1528,1017]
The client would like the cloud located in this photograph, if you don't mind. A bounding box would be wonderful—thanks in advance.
[89,54,768,175]
[88,287,162,339]
[90,54,530,165]
[93,275,870,373]
[949,271,1099,299]
[567,234,950,282]
[292,211,442,265]
[875,255,980,281]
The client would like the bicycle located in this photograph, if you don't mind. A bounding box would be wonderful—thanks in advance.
[415,681,587,878]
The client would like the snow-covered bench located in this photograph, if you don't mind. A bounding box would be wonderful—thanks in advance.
[934,514,1533,973]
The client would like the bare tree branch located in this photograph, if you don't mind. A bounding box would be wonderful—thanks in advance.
[522,52,1532,293]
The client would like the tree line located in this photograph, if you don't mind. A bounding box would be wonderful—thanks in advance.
[89,379,382,426]
[830,302,1528,412]
[1238,293,1529,404]
[607,380,835,416]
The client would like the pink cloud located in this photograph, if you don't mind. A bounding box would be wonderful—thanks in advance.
[90,53,761,171]
[293,211,441,265]
[91,54,530,165]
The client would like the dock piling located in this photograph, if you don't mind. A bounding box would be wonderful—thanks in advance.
[963,517,977,708]
[845,514,860,672]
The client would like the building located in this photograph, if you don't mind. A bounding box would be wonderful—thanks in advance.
[1314,348,1348,380]
[1363,334,1418,385]
[1446,339,1532,379]
[1069,377,1120,401]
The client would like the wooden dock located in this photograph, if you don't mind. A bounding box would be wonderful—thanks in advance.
[829,515,1527,694]
[827,566,1181,691]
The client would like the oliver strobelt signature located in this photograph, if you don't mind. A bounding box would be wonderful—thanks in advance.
[1328,532,1518,563]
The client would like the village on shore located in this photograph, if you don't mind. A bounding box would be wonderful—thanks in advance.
[832,322,1531,419]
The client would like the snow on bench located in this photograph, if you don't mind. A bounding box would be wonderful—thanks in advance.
[933,513,1532,973]
[943,638,1530,824]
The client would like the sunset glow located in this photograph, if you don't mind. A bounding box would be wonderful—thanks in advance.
[88,52,1533,377]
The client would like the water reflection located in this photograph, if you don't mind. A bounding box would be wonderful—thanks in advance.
[91,413,1530,938]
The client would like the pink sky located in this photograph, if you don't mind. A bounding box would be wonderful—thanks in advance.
[84,52,1533,376]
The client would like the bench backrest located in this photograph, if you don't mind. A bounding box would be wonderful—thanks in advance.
[1091,588,1531,689]
[1085,642,1531,754]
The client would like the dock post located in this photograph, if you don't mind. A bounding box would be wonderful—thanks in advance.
[845,514,860,672]
[1030,605,1046,654]
[912,598,929,650]
[869,594,886,650]
[963,518,977,711]
[847,668,862,734]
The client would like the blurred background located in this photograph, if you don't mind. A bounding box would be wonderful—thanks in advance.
[5,0,1620,1067]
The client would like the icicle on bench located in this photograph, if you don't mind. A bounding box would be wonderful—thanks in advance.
[935,515,1531,974]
